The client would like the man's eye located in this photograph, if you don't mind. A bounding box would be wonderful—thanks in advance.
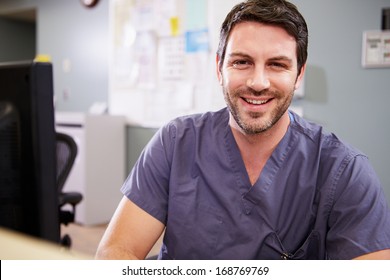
[269,62,288,69]
[232,60,250,68]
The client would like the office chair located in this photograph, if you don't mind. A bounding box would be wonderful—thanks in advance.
[56,132,83,247]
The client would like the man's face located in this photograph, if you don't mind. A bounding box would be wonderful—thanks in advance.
[217,22,305,134]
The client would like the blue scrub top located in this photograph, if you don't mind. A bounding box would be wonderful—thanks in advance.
[122,108,390,259]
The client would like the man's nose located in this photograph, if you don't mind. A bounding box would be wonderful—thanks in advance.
[246,67,270,92]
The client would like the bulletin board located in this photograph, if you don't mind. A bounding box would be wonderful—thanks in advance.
[108,0,235,127]
[108,0,304,126]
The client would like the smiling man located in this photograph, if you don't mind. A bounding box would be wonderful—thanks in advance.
[220,22,301,136]
[96,0,390,260]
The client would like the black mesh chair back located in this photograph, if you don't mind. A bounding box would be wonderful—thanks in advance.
[56,132,77,193]
[56,132,82,247]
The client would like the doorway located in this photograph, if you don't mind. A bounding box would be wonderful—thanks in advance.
[0,8,36,63]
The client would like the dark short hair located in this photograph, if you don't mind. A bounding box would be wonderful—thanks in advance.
[217,0,308,75]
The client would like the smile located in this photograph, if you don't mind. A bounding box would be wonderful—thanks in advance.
[243,98,271,105]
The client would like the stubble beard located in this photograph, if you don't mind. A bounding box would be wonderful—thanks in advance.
[223,86,294,135]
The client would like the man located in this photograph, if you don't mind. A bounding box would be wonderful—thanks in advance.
[96,0,390,259]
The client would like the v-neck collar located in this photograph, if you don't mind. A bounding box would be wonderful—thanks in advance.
[223,112,297,214]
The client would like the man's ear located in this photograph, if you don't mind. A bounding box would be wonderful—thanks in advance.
[216,54,223,86]
[294,63,306,90]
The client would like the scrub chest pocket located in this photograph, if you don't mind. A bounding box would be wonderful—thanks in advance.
[259,231,323,259]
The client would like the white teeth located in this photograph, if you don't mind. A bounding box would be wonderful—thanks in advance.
[245,98,268,105]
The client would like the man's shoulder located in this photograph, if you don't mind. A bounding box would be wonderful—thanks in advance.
[289,111,365,158]
[167,107,229,132]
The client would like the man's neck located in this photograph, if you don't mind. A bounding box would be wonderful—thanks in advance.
[230,112,290,185]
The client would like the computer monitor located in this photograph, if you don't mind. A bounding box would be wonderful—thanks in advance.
[0,60,60,244]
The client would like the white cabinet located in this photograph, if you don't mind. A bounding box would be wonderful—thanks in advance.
[56,112,126,226]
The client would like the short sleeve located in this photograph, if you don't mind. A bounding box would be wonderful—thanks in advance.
[327,154,390,259]
[121,123,176,224]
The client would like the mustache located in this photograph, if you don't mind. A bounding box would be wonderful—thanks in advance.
[235,87,277,97]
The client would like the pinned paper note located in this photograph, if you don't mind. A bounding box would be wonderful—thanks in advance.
[185,29,209,53]
[170,16,180,36]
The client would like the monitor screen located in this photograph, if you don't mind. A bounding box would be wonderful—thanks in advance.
[0,60,60,244]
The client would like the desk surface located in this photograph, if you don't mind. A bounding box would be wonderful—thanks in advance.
[0,227,90,260]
